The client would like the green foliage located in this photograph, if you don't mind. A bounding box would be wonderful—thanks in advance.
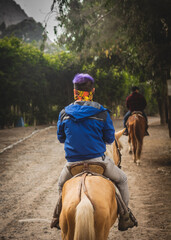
[50,0,171,127]
[0,36,85,128]
[82,61,139,114]
[0,35,157,128]
[54,0,171,74]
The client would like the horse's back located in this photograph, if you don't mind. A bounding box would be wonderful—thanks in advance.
[85,175,116,209]
[128,113,146,125]
[128,114,146,138]
[60,175,117,240]
[62,175,117,218]
[127,113,146,163]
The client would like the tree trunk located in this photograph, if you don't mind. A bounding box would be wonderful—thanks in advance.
[168,96,171,138]
[158,98,166,125]
[157,74,168,125]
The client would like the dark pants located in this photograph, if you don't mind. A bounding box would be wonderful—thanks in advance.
[123,111,148,129]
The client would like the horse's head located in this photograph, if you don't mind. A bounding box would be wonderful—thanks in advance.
[113,128,125,166]
[105,128,125,166]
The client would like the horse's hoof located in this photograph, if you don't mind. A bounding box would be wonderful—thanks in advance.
[129,150,132,154]
[136,160,140,166]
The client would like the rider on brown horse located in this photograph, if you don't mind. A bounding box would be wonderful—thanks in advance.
[123,86,149,136]
[51,73,137,231]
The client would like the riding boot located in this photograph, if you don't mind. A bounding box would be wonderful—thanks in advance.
[123,128,128,136]
[115,191,138,231]
[118,207,138,231]
[144,124,149,136]
[50,193,62,229]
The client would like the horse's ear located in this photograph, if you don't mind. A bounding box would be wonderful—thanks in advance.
[115,128,126,139]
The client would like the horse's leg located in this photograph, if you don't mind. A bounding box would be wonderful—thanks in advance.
[132,130,137,163]
[60,215,68,240]
[133,138,137,163]
[95,228,109,240]
[94,213,115,240]
[128,135,132,154]
[60,208,75,240]
[135,118,145,165]
[136,139,143,165]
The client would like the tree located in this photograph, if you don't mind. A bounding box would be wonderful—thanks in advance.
[0,37,82,128]
[114,0,171,124]
[52,0,171,126]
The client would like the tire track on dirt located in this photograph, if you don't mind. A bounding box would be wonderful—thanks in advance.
[0,127,65,239]
[0,126,55,154]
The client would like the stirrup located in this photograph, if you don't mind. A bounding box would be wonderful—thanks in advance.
[50,218,61,230]
[118,209,138,231]
[118,212,134,231]
[128,208,138,227]
[144,130,149,136]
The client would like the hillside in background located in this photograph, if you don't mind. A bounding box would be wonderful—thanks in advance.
[0,0,45,43]
[0,0,28,27]
[0,17,44,43]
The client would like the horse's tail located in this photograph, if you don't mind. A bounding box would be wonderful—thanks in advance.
[134,117,143,159]
[130,123,136,150]
[74,192,95,240]
[134,118,142,140]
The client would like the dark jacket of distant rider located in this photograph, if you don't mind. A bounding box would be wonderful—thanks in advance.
[126,90,147,112]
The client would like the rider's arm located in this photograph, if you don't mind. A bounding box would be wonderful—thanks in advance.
[141,95,147,110]
[57,111,66,143]
[102,111,115,144]
[126,96,130,109]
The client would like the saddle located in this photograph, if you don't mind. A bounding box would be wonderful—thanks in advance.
[131,111,144,117]
[67,162,106,176]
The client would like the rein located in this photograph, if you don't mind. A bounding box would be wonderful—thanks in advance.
[77,171,111,205]
[78,172,93,207]
[79,173,88,198]
[115,140,122,168]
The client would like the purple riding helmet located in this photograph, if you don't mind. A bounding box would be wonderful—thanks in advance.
[72,73,94,84]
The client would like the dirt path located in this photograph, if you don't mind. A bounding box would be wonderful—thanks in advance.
[0,117,171,240]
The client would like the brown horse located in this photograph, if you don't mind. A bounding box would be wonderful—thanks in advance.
[127,112,146,165]
[59,129,125,240]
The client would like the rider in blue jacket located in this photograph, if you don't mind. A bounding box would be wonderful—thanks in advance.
[51,73,137,231]
[58,102,114,162]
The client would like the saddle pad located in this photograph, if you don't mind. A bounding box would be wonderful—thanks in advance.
[69,162,105,176]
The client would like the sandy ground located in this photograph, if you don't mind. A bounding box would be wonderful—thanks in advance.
[0,117,171,240]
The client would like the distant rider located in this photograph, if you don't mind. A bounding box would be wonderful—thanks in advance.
[123,86,149,136]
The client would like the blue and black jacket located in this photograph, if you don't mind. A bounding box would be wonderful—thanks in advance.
[57,101,115,162]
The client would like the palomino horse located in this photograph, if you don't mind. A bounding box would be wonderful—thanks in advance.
[59,129,125,240]
[126,111,146,165]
